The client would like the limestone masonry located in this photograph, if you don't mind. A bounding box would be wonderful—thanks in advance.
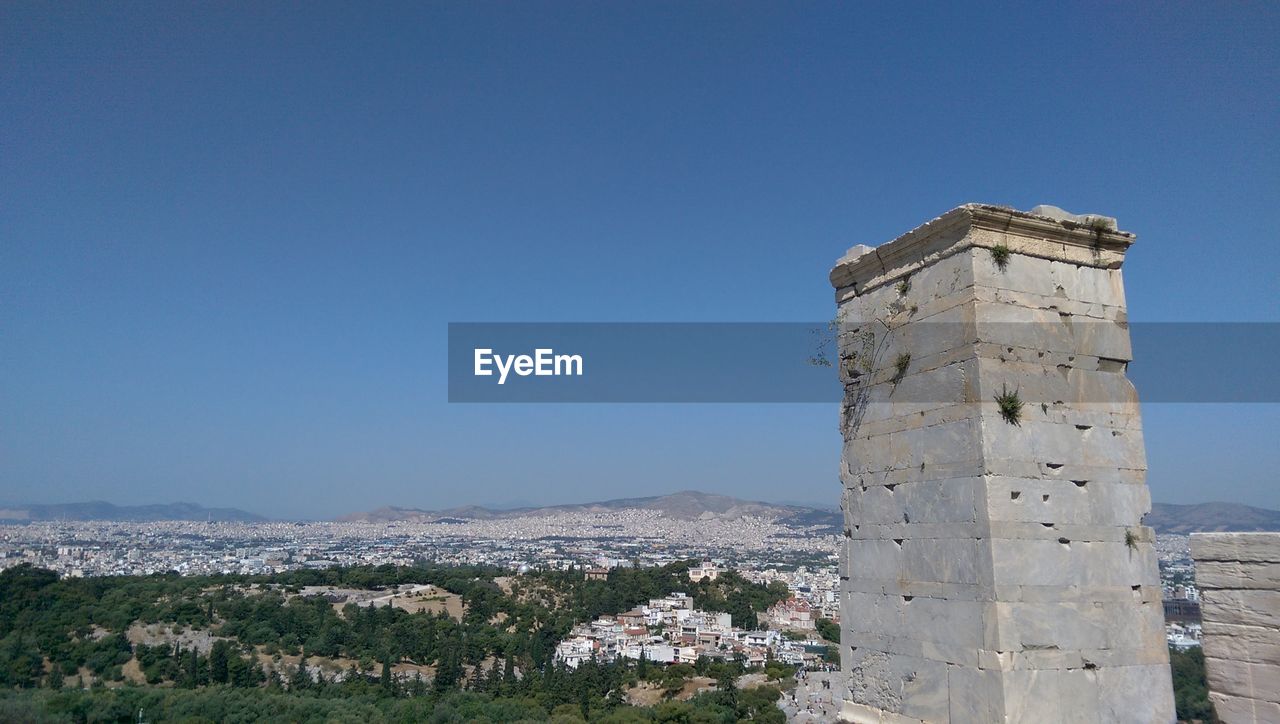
[1191,532,1280,723]
[830,204,1175,723]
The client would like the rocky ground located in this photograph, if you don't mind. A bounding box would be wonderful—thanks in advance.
[778,670,841,722]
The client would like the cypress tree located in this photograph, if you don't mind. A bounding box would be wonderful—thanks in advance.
[380,655,392,694]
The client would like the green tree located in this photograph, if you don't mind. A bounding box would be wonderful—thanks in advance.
[1169,646,1215,722]
[208,640,230,684]
[816,617,840,643]
[380,655,393,694]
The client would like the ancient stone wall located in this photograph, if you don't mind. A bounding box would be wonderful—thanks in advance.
[830,204,1174,723]
[1191,532,1280,723]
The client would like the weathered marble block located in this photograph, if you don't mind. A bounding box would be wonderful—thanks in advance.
[833,205,1174,723]
[1191,532,1280,723]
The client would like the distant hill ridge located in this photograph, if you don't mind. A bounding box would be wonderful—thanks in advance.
[4,495,1276,532]
[338,490,836,527]
[0,501,264,523]
[339,491,1280,534]
[1145,501,1280,534]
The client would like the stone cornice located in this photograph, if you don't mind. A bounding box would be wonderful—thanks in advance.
[830,204,1136,297]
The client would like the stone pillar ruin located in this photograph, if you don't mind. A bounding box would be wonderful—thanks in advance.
[830,204,1175,723]
[1191,532,1280,723]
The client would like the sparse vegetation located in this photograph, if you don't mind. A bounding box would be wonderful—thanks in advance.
[893,352,911,382]
[1125,529,1139,550]
[807,316,840,368]
[895,278,910,296]
[995,384,1023,426]
[990,244,1011,270]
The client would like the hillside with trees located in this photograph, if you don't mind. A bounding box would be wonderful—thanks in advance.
[0,561,791,722]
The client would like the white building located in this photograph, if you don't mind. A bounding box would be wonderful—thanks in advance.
[554,638,597,669]
[688,558,722,582]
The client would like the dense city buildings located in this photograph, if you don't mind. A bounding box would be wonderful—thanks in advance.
[1,515,1200,653]
[0,508,838,579]
[552,591,833,671]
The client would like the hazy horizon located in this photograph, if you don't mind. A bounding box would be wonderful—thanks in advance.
[5,489,1279,523]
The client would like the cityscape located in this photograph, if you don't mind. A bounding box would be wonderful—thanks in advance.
[5,2,1277,722]
[0,501,1210,656]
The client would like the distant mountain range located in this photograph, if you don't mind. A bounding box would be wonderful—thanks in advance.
[337,490,840,530]
[339,491,1280,535]
[0,501,264,523]
[1145,501,1280,534]
[4,494,1278,534]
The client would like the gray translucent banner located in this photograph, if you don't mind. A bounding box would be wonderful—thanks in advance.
[447,322,1280,403]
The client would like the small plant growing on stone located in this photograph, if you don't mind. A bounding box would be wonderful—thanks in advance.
[1124,529,1138,550]
[807,316,839,368]
[895,278,910,296]
[995,384,1023,426]
[990,244,1011,271]
[893,352,911,382]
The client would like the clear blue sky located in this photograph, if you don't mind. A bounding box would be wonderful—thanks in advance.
[2,2,1277,519]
